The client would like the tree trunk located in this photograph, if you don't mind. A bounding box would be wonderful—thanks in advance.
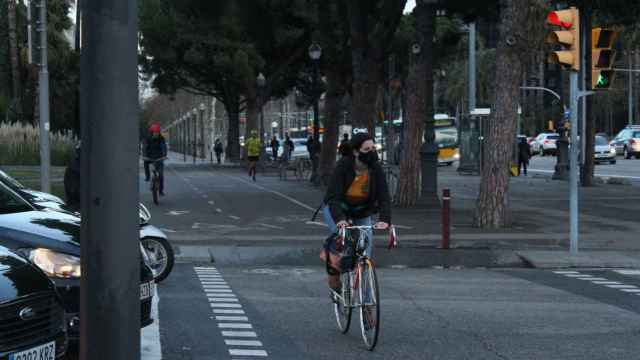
[226,108,241,162]
[474,0,527,228]
[319,71,342,186]
[350,60,381,134]
[396,61,425,207]
[7,0,22,121]
[245,97,259,142]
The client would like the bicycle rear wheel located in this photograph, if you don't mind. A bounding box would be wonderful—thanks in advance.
[358,259,380,351]
[151,177,159,205]
[333,272,352,333]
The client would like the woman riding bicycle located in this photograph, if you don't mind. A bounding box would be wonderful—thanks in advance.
[322,132,391,292]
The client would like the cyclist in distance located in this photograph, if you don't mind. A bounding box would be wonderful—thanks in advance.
[322,132,391,291]
[145,122,168,196]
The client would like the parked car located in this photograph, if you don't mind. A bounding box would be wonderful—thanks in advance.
[610,125,640,159]
[531,133,560,156]
[594,135,617,165]
[0,244,67,359]
[0,168,172,282]
[0,182,154,342]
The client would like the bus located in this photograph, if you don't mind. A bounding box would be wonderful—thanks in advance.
[434,114,459,166]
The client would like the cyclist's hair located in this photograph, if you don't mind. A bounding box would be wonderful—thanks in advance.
[350,132,373,153]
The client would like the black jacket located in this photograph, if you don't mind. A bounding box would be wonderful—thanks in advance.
[324,156,391,224]
[518,141,531,162]
[145,136,167,160]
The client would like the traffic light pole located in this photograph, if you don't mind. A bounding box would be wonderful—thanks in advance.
[79,0,140,359]
[569,71,595,255]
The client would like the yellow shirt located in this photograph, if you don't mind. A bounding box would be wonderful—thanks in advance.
[246,137,261,157]
[345,170,370,205]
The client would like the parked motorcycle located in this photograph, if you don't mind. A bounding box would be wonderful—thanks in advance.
[139,204,175,283]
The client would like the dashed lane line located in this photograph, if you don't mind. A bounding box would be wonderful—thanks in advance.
[195,266,269,358]
[553,270,640,297]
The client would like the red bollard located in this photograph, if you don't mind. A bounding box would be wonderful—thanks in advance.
[442,188,451,249]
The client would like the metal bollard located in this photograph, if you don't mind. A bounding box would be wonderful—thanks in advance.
[442,188,451,249]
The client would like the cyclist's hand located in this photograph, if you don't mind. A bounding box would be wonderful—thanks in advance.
[336,221,349,228]
[373,221,389,230]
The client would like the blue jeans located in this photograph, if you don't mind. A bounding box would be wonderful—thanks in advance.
[322,205,373,258]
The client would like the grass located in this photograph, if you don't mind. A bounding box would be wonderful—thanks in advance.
[0,122,77,166]
[5,168,68,201]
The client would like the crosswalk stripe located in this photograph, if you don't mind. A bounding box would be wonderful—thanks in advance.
[210,303,243,308]
[620,289,640,293]
[579,277,608,281]
[213,309,245,314]
[553,271,580,274]
[219,323,253,329]
[613,270,640,275]
[204,293,236,297]
[217,316,249,321]
[593,281,621,285]
[222,331,257,338]
[225,340,263,347]
[605,285,637,289]
[209,298,239,302]
[228,349,268,357]
[205,289,233,293]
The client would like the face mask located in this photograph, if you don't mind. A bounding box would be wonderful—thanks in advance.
[358,151,378,166]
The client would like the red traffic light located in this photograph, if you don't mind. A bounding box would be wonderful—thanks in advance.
[547,11,573,28]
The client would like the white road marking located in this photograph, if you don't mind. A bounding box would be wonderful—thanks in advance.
[614,270,640,275]
[230,215,241,220]
[222,331,257,338]
[305,221,327,227]
[553,271,580,274]
[213,309,245,314]
[563,274,589,278]
[219,323,253,329]
[579,277,608,281]
[167,210,190,216]
[225,340,263,347]
[196,266,268,357]
[605,285,638,289]
[217,316,249,322]
[620,289,640,293]
[216,208,223,213]
[208,201,215,205]
[259,223,285,229]
[229,349,268,357]
[592,281,622,285]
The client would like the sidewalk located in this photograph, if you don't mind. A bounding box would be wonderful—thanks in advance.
[165,151,242,168]
[184,163,640,268]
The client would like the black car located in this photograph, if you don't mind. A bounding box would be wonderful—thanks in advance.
[0,244,67,359]
[0,169,71,213]
[0,182,154,342]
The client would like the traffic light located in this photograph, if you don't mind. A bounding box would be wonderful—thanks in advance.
[591,28,618,90]
[546,7,580,71]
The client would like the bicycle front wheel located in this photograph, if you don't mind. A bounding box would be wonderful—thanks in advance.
[333,272,352,333]
[359,259,380,351]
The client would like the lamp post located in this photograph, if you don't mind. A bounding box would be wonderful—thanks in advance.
[199,103,206,160]
[413,40,439,206]
[192,109,197,164]
[182,115,187,162]
[257,73,266,143]
[308,42,322,185]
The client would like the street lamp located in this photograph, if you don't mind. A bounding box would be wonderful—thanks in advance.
[191,109,198,164]
[257,73,266,143]
[181,115,186,162]
[308,42,322,185]
[199,103,206,162]
[412,42,439,206]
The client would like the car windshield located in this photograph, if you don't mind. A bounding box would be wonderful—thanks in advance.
[0,169,25,190]
[0,184,33,215]
[633,131,640,138]
[435,127,458,147]
[595,136,608,145]
[547,135,559,140]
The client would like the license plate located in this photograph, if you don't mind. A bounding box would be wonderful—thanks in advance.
[140,282,155,300]
[9,341,55,360]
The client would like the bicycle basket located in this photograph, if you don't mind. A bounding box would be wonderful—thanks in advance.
[320,233,357,274]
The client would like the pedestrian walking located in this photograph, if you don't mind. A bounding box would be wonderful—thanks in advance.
[246,130,261,181]
[339,133,351,157]
[214,138,224,164]
[284,134,294,159]
[270,135,280,160]
[518,137,531,176]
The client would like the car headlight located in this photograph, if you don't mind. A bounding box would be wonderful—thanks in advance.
[29,249,81,278]
[610,148,616,154]
[453,153,460,160]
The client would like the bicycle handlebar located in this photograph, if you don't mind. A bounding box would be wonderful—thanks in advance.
[337,225,398,250]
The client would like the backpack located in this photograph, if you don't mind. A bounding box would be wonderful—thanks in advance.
[319,233,357,275]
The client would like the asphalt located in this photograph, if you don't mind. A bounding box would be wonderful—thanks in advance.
[153,263,640,360]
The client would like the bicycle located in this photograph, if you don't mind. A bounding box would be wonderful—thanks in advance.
[144,157,166,205]
[295,157,313,181]
[331,224,398,351]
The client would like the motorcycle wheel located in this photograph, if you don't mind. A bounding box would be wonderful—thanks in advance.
[141,237,175,283]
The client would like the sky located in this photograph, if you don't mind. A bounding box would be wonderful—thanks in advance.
[404,0,416,14]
